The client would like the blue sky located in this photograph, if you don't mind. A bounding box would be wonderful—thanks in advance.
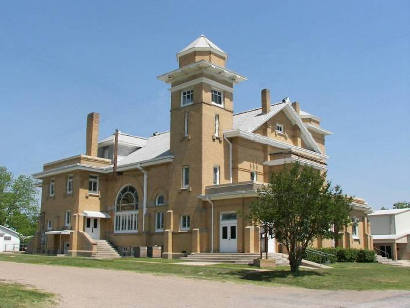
[0,1,409,209]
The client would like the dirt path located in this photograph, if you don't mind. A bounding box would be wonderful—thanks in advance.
[0,261,409,308]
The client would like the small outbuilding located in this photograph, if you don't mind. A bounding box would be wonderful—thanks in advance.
[0,225,20,252]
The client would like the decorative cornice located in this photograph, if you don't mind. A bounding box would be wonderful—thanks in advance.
[170,77,233,93]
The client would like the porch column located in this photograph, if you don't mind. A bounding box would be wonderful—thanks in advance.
[244,226,255,253]
[392,242,398,260]
[191,228,200,253]
[163,210,174,259]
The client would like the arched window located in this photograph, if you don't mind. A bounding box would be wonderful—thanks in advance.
[116,186,138,212]
[114,185,138,233]
[155,194,165,206]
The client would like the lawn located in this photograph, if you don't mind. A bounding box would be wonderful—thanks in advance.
[0,254,409,290]
[0,281,55,308]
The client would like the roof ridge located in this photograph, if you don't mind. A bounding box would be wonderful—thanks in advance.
[233,101,285,116]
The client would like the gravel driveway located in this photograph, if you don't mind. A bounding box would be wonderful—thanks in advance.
[0,261,409,308]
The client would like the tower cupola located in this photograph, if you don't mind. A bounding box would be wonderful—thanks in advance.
[177,35,227,68]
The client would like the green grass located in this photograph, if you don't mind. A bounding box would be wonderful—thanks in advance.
[0,254,409,290]
[0,281,55,308]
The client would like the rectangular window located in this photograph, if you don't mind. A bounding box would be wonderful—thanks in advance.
[156,212,164,232]
[114,213,138,233]
[181,89,194,106]
[180,215,190,231]
[352,217,359,238]
[88,175,99,194]
[49,180,55,197]
[65,211,71,227]
[184,112,189,137]
[276,123,284,134]
[66,176,73,194]
[213,166,220,185]
[4,236,11,241]
[182,166,190,188]
[250,171,257,183]
[211,90,223,106]
[47,220,52,230]
[214,114,220,137]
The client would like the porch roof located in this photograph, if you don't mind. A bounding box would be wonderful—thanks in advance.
[83,211,111,219]
[45,230,72,235]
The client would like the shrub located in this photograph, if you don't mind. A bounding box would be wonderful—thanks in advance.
[305,248,376,263]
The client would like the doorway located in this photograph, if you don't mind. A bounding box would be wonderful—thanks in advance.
[85,217,100,240]
[220,212,237,253]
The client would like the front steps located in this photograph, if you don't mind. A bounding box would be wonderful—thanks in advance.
[183,253,259,264]
[92,240,121,259]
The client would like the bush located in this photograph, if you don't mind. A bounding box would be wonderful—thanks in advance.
[305,248,376,263]
[303,249,337,264]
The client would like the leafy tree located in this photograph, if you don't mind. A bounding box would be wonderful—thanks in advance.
[249,163,351,273]
[0,167,39,236]
[393,201,410,209]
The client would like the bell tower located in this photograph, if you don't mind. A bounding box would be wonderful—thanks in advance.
[158,35,246,195]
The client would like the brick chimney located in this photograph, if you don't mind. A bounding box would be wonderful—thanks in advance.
[86,112,100,157]
[261,89,270,114]
[292,101,300,114]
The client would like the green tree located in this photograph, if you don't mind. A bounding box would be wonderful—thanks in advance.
[249,163,351,273]
[0,167,39,236]
[393,201,410,209]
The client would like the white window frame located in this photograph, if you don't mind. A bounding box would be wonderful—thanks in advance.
[182,166,190,189]
[211,89,224,107]
[214,114,220,137]
[180,215,190,231]
[184,111,189,137]
[66,175,73,194]
[213,165,220,185]
[155,212,164,232]
[47,220,52,231]
[352,217,359,239]
[65,211,71,227]
[250,171,257,183]
[49,180,55,197]
[181,89,194,107]
[275,123,284,134]
[88,175,99,194]
[114,211,138,234]
[155,194,165,206]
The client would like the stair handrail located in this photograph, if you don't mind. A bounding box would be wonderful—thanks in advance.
[305,248,336,264]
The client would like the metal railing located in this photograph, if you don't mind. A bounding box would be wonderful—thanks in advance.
[305,248,336,264]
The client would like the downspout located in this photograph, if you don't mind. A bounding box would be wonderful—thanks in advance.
[224,135,232,183]
[204,197,214,253]
[136,165,147,232]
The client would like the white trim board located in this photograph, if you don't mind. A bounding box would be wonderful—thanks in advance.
[170,77,233,93]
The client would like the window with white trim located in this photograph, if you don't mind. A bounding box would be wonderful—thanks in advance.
[114,185,138,233]
[275,123,284,134]
[156,212,164,231]
[180,215,190,231]
[352,217,359,238]
[65,211,71,227]
[182,166,190,188]
[214,114,220,137]
[250,171,257,183]
[184,111,189,137]
[211,89,223,106]
[156,194,165,206]
[213,165,220,185]
[49,180,55,197]
[66,175,73,194]
[88,175,99,194]
[47,220,52,231]
[181,89,194,106]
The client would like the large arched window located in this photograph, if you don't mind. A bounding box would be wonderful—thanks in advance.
[116,185,138,212]
[114,185,138,233]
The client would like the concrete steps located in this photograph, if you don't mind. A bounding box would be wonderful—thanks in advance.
[93,240,121,259]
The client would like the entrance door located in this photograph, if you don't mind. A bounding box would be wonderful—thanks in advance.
[220,212,237,253]
[85,217,100,240]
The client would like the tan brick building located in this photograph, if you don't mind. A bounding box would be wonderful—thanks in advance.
[31,35,372,258]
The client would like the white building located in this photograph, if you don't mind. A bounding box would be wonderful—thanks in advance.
[368,208,410,260]
[0,225,20,252]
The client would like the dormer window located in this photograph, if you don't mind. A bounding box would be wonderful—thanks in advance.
[275,123,284,134]
[181,90,194,106]
[211,90,223,106]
